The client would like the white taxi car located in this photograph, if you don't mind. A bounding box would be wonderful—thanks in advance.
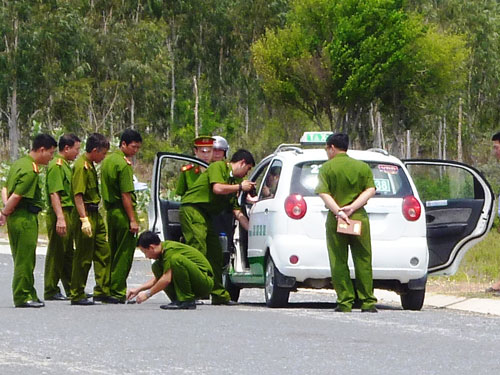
[149,132,495,310]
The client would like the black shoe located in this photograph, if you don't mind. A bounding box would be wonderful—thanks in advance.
[45,292,68,301]
[16,300,45,308]
[92,295,107,302]
[334,306,351,313]
[102,296,125,304]
[361,307,378,313]
[212,300,238,306]
[160,301,196,310]
[71,298,95,306]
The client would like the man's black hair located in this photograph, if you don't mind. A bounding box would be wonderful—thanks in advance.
[32,133,57,151]
[326,133,349,151]
[86,133,110,153]
[58,133,81,151]
[230,149,255,166]
[492,132,500,142]
[137,231,161,248]
[120,129,142,146]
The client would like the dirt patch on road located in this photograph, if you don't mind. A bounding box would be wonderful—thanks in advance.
[427,278,499,298]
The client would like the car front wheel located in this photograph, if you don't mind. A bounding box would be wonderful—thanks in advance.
[400,289,425,311]
[265,257,290,308]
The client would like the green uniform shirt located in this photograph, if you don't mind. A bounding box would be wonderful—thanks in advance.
[101,149,135,209]
[6,155,43,209]
[151,241,214,277]
[315,153,375,206]
[72,154,100,204]
[46,155,74,208]
[175,164,203,196]
[181,161,241,215]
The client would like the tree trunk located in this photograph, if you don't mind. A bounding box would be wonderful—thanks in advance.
[167,18,178,129]
[457,97,463,162]
[193,76,199,137]
[443,115,447,160]
[245,86,249,135]
[370,102,384,148]
[406,129,411,158]
[130,95,135,128]
[377,110,385,149]
[9,83,19,161]
[8,16,19,161]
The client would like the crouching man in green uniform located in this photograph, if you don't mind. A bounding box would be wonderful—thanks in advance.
[126,231,214,310]
[70,133,111,305]
[44,133,81,301]
[101,129,142,303]
[180,149,256,305]
[315,133,378,313]
[0,134,57,308]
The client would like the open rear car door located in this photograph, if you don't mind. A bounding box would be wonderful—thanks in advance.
[403,159,495,275]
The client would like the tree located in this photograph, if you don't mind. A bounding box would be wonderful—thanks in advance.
[252,0,469,153]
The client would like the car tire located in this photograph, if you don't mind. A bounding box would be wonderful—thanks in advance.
[222,271,241,302]
[265,257,290,308]
[400,289,425,311]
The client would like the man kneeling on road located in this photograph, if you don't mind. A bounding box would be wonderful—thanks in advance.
[126,231,214,310]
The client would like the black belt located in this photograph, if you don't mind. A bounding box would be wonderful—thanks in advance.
[27,205,42,214]
[85,203,99,212]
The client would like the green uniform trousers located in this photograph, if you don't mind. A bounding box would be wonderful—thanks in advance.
[107,207,136,301]
[179,205,230,303]
[44,208,73,298]
[153,253,214,302]
[7,208,40,306]
[326,211,377,311]
[70,209,111,301]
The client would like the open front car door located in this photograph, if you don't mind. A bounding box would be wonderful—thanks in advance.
[404,159,495,275]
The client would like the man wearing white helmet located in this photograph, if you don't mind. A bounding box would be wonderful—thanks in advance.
[212,136,229,162]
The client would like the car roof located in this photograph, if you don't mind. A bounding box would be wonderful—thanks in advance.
[271,147,404,165]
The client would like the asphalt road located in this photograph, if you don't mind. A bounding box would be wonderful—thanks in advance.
[1,253,500,375]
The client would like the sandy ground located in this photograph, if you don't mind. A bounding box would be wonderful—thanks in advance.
[427,278,495,297]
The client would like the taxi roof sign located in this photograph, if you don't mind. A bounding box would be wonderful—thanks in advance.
[300,131,333,145]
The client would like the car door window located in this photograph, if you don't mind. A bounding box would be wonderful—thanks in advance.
[259,160,283,200]
[152,153,208,241]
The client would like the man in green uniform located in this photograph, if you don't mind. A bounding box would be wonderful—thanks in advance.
[180,149,256,305]
[70,133,110,306]
[316,133,378,313]
[0,134,57,308]
[126,231,214,310]
[44,133,81,301]
[175,136,214,196]
[101,129,142,303]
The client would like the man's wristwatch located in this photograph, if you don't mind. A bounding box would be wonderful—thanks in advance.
[145,290,152,298]
[238,183,242,192]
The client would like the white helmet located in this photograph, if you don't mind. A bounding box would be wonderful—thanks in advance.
[212,135,229,153]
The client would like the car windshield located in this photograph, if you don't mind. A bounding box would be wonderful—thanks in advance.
[290,160,413,197]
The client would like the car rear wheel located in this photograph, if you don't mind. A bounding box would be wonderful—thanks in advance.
[400,289,425,311]
[265,257,290,308]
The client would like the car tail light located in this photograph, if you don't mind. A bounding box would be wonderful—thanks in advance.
[285,194,307,220]
[402,195,421,221]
